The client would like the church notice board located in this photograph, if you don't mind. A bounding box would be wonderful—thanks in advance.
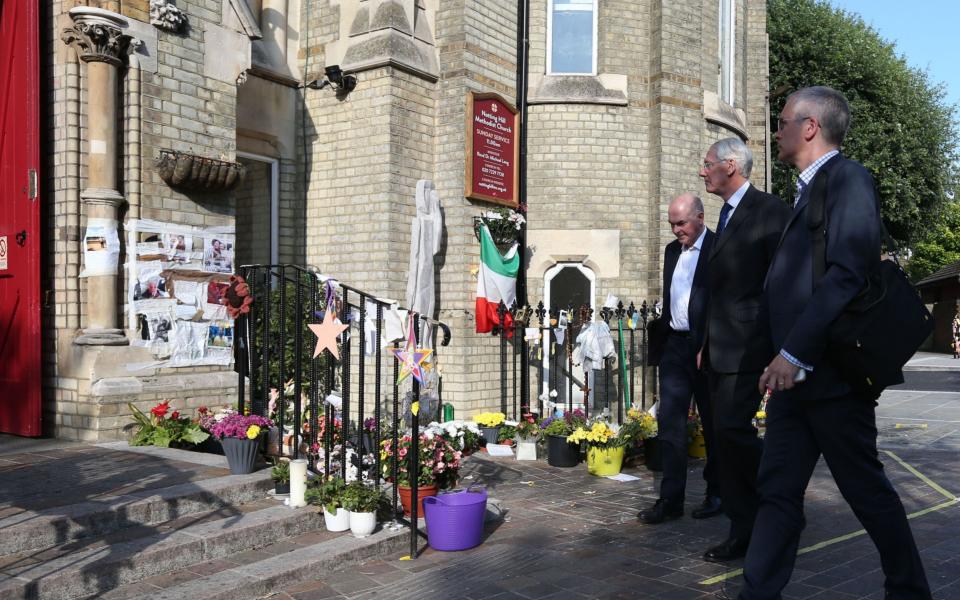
[464,91,520,208]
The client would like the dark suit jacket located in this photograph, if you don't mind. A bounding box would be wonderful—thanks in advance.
[765,154,882,401]
[706,184,791,374]
[648,229,714,366]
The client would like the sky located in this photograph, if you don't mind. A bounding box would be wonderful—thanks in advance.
[826,1,960,107]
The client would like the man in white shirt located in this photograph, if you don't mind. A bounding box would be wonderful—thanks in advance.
[638,193,720,524]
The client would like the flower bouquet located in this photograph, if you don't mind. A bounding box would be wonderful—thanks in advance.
[474,206,526,254]
[422,420,483,456]
[209,412,274,474]
[128,401,209,448]
[473,411,506,446]
[623,406,660,471]
[514,413,539,460]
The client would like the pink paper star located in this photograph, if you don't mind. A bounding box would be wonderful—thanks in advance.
[308,311,349,360]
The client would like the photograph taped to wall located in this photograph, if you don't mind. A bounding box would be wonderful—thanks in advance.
[207,280,230,305]
[138,310,175,357]
[165,233,193,265]
[81,219,120,276]
[203,237,234,274]
[207,320,234,348]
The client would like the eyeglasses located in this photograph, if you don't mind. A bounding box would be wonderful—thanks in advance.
[702,159,732,170]
[777,115,810,131]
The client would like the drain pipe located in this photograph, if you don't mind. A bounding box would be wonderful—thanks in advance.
[516,0,531,413]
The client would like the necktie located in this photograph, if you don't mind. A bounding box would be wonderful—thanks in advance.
[716,202,733,235]
[794,179,807,207]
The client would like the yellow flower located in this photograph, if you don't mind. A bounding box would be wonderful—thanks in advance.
[473,412,506,428]
[755,411,766,420]
[247,425,261,439]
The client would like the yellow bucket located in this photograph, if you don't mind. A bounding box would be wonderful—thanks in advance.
[688,432,706,458]
[587,446,625,476]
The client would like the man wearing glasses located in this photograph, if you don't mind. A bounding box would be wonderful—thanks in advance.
[740,86,930,599]
[698,137,791,562]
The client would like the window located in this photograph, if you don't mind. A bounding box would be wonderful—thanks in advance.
[235,153,279,267]
[718,0,735,104]
[547,0,597,75]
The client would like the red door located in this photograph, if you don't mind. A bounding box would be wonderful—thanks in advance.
[0,0,42,436]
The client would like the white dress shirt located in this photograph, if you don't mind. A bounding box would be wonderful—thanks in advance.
[722,181,751,223]
[669,227,707,332]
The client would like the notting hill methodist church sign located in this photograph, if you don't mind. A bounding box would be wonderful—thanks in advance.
[465,92,519,208]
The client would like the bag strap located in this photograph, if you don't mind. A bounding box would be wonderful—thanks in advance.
[807,169,898,290]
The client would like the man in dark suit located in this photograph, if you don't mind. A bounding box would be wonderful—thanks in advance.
[699,137,791,562]
[740,86,930,599]
[638,193,721,524]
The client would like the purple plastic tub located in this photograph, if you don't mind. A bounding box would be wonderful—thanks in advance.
[423,485,487,551]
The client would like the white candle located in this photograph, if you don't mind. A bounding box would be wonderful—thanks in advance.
[289,459,308,508]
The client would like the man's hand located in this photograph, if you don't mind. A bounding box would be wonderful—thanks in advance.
[758,354,801,394]
[696,349,703,370]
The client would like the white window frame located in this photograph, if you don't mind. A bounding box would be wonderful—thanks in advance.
[546,0,599,76]
[541,262,596,412]
[719,0,735,105]
[236,151,279,266]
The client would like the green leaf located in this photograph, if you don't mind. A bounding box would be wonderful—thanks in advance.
[181,426,210,445]
[151,429,172,448]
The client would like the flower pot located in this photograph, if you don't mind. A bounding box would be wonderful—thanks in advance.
[688,431,706,458]
[516,440,537,461]
[643,437,663,472]
[480,426,500,445]
[274,481,290,495]
[424,486,487,551]
[546,434,580,467]
[586,446,625,477]
[221,437,261,475]
[398,484,439,518]
[348,510,377,538]
[323,507,350,532]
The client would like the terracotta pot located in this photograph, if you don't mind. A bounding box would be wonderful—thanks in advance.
[398,484,439,518]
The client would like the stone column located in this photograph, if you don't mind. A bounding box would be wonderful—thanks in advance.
[62,7,131,346]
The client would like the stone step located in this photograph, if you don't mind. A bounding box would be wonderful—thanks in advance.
[130,525,409,600]
[0,471,273,557]
[0,504,323,600]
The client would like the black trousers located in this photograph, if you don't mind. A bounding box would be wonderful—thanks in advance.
[656,334,719,508]
[709,369,764,539]
[739,391,931,600]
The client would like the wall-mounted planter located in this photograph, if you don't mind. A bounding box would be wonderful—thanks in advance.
[156,150,246,192]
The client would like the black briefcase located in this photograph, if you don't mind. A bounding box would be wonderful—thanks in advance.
[823,259,933,398]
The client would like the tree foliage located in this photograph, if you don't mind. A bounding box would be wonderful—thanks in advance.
[907,200,960,281]
[768,0,959,244]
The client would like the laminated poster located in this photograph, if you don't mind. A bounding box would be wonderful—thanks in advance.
[81,218,120,276]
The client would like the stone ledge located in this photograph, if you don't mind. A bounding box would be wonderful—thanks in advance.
[528,73,628,106]
[703,90,749,139]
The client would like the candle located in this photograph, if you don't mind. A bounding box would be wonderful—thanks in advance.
[289,459,308,508]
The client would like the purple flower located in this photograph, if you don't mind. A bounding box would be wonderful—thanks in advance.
[210,413,274,440]
[363,417,377,432]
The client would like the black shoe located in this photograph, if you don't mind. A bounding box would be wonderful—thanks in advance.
[691,495,723,519]
[703,537,749,562]
[638,499,683,524]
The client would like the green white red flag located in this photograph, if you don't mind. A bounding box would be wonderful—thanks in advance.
[475,224,518,333]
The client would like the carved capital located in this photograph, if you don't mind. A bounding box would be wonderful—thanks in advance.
[62,7,132,67]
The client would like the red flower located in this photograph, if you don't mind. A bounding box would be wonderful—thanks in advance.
[151,401,170,418]
[170,411,180,420]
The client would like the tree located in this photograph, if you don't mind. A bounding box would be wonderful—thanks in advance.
[768,0,959,245]
[907,200,960,281]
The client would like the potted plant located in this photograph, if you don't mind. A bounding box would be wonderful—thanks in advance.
[270,458,291,494]
[514,414,539,460]
[380,431,462,517]
[473,411,506,445]
[687,410,706,458]
[341,481,383,538]
[624,406,660,471]
[423,420,483,457]
[209,412,274,474]
[540,409,586,467]
[306,476,349,531]
[127,401,209,448]
[497,424,517,447]
[567,419,631,477]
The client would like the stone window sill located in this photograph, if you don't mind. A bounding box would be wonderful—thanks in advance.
[703,90,748,139]
[528,73,628,106]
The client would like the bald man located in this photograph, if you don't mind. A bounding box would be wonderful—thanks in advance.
[638,193,720,525]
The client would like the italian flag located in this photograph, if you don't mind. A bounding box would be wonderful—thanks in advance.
[475,224,519,334]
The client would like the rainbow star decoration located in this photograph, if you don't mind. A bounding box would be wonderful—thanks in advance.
[392,317,432,385]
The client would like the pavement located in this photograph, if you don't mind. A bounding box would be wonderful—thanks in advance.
[266,357,960,600]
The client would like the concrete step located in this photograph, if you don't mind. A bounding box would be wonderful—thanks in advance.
[0,472,272,556]
[0,504,323,600]
[130,525,409,600]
